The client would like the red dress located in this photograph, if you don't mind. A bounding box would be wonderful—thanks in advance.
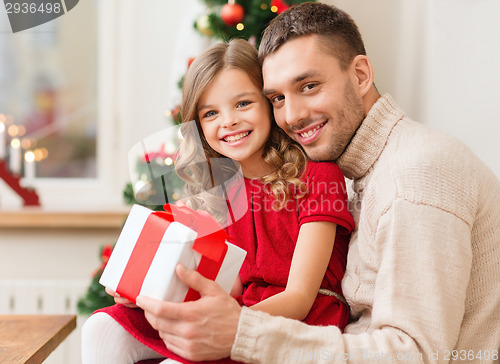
[97,161,354,363]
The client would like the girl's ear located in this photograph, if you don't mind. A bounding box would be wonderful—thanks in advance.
[351,55,374,97]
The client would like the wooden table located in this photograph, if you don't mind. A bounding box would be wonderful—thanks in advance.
[0,315,76,364]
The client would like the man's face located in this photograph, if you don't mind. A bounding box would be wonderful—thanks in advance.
[262,35,364,161]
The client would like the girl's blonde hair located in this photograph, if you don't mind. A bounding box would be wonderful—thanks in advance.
[175,38,307,218]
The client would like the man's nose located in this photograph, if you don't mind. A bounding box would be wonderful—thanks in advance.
[283,96,308,128]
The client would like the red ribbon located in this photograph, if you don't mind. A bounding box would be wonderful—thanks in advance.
[116,204,228,303]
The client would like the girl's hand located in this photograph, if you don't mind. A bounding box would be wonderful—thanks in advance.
[105,287,139,309]
[230,275,243,297]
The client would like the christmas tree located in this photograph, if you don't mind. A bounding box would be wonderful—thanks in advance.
[77,0,316,315]
[194,0,313,46]
[77,245,116,315]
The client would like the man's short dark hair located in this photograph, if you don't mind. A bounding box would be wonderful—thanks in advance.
[258,2,366,70]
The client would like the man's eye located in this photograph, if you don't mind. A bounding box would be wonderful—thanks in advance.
[272,95,284,103]
[303,83,317,92]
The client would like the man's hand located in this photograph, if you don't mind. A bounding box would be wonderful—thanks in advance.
[136,264,241,362]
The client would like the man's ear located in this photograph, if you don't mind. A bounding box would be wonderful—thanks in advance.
[351,55,374,97]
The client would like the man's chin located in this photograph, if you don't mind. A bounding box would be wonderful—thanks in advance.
[303,146,336,162]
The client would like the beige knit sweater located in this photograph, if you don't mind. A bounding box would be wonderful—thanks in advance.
[231,94,500,363]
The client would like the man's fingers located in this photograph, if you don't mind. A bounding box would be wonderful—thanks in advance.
[175,263,223,297]
[136,295,172,316]
[137,295,185,328]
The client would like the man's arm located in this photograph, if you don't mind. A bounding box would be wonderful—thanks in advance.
[137,202,472,363]
[231,201,472,363]
[136,264,241,362]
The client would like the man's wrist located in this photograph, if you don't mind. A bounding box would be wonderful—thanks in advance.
[231,307,264,362]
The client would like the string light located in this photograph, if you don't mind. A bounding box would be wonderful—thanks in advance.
[40,148,48,159]
[271,5,278,12]
[17,125,26,136]
[21,138,32,149]
[236,23,244,31]
[33,148,49,162]
[164,157,173,166]
[260,3,267,10]
[8,124,18,137]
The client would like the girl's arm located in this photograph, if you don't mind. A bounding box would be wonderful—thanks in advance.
[249,221,337,320]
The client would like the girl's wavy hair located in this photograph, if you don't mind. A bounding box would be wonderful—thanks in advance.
[175,38,307,219]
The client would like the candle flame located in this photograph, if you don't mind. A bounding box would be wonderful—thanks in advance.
[25,151,35,163]
[11,138,21,149]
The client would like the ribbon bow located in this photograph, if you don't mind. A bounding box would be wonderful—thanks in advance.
[116,204,228,303]
[157,204,229,301]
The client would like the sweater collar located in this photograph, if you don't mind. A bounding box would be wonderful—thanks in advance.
[336,94,404,180]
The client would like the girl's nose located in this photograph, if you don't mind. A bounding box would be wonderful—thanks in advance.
[221,114,239,128]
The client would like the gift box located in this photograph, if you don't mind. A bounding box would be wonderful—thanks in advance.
[99,204,246,303]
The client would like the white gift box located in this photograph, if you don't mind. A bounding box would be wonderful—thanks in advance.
[100,204,246,303]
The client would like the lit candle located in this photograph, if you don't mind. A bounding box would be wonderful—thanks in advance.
[9,138,21,174]
[23,150,36,188]
[0,120,5,159]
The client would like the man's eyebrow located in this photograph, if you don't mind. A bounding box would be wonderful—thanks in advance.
[263,71,319,96]
[263,88,276,97]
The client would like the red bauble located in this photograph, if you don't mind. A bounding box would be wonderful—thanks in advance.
[271,0,290,14]
[221,3,245,26]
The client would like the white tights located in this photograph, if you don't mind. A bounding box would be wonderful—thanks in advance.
[81,312,180,364]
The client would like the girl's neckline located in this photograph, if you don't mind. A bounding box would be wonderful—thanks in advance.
[244,176,261,181]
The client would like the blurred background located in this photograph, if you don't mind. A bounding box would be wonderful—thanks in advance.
[1,0,498,209]
[0,0,498,362]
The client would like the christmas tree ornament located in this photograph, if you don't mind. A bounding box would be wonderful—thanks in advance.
[221,1,245,27]
[271,0,290,14]
[196,14,213,36]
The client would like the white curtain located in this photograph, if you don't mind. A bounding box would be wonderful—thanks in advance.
[326,0,500,176]
[108,0,211,189]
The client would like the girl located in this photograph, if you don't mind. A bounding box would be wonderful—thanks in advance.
[82,39,354,364]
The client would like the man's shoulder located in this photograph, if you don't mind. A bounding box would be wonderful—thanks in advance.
[373,118,496,223]
[384,118,478,176]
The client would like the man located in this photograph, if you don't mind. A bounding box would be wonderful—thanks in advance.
[137,3,500,362]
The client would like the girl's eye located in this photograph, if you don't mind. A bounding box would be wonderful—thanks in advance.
[237,100,252,108]
[203,110,217,118]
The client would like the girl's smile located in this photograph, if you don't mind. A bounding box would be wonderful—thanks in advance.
[221,130,252,144]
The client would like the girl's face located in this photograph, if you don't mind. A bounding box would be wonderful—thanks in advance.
[198,68,272,176]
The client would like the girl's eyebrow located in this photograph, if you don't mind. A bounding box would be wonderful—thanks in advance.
[232,91,259,100]
[197,104,214,112]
